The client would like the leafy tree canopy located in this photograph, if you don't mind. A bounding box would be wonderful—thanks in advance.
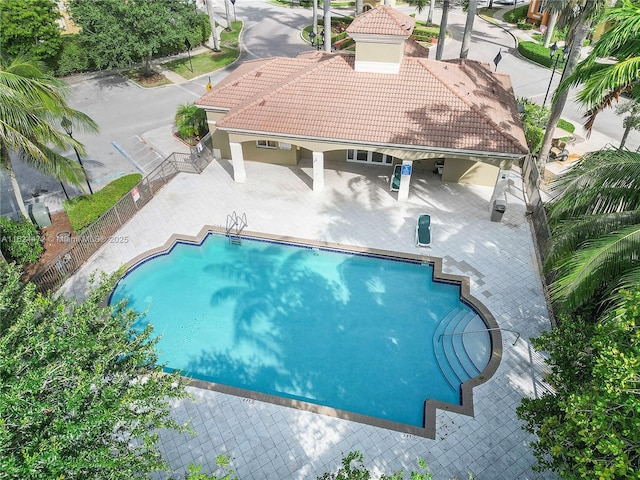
[318,451,439,480]
[67,0,207,74]
[517,288,640,479]
[0,0,62,63]
[0,263,192,479]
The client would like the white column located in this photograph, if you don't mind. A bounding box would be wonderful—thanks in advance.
[489,168,509,212]
[312,151,324,192]
[229,142,246,183]
[397,160,413,202]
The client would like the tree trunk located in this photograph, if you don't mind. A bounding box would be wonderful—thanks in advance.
[620,124,631,149]
[206,0,221,51]
[144,54,153,77]
[488,0,494,8]
[5,156,30,220]
[313,0,318,35]
[542,11,558,48]
[537,18,592,172]
[223,0,232,30]
[436,0,449,60]
[355,0,362,16]
[427,0,434,24]
[324,0,331,52]
[460,0,477,59]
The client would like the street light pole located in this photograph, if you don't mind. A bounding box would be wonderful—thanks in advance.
[184,37,193,73]
[61,117,94,195]
[543,42,569,106]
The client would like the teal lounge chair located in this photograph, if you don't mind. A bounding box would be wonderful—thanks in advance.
[416,214,431,247]
[389,164,401,191]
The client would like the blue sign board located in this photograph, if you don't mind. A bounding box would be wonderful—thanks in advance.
[401,164,412,175]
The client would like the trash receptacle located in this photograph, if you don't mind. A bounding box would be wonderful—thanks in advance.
[28,203,52,227]
[491,199,506,222]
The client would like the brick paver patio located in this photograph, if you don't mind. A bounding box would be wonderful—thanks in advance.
[62,158,552,479]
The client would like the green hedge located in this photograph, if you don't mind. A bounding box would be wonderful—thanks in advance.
[0,217,43,265]
[518,41,558,68]
[517,22,534,30]
[557,118,575,133]
[64,174,142,233]
[525,125,545,156]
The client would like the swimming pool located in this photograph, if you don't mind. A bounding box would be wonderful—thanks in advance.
[110,229,500,436]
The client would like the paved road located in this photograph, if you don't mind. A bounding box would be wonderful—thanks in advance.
[2,0,637,218]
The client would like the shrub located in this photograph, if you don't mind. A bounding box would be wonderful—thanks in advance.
[517,22,534,30]
[525,124,545,155]
[55,34,92,77]
[0,216,43,265]
[175,104,209,144]
[504,5,528,23]
[64,174,142,233]
[518,41,557,68]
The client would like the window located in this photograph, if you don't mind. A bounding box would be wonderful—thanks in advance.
[347,149,393,165]
[256,140,277,149]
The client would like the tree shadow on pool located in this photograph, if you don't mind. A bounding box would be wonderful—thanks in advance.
[181,244,454,425]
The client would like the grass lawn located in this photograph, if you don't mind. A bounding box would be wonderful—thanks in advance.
[163,21,242,79]
[164,47,239,79]
[121,68,172,88]
[64,174,142,233]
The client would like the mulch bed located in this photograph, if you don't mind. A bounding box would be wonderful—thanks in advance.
[22,211,77,281]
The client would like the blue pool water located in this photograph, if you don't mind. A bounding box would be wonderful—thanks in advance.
[110,234,490,427]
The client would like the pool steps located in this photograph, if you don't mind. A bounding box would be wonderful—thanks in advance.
[432,307,487,393]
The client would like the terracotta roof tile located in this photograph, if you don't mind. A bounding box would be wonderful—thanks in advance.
[346,5,415,37]
[197,53,528,156]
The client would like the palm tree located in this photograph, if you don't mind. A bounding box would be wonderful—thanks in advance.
[460,0,478,59]
[536,0,603,171]
[616,100,640,149]
[541,0,565,48]
[436,0,450,60]
[544,147,640,315]
[0,56,98,219]
[560,0,640,132]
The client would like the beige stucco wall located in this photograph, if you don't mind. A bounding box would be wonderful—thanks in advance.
[241,141,299,166]
[355,41,403,65]
[207,123,515,187]
[442,158,500,187]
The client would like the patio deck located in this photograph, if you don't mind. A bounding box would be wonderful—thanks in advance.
[61,158,552,479]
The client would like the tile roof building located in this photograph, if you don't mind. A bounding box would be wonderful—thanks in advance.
[196,5,528,202]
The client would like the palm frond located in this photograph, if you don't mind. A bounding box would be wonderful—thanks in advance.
[576,57,640,111]
[550,224,640,311]
[546,148,640,220]
[0,55,98,185]
[544,210,640,271]
[17,145,84,185]
[583,1,640,60]
[608,267,640,311]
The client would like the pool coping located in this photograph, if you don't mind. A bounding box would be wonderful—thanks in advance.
[118,225,503,440]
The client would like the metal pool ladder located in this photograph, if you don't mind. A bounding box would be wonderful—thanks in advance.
[226,211,247,245]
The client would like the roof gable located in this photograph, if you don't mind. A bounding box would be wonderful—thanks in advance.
[346,5,415,37]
